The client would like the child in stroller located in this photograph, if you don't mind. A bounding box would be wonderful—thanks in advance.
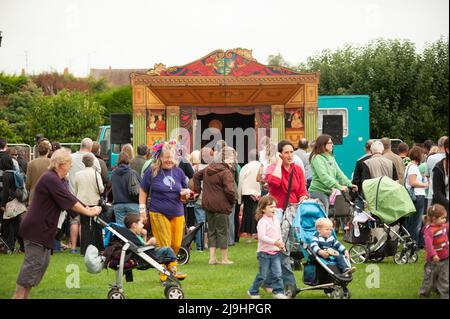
[311,218,357,276]
[92,215,186,299]
[287,199,353,299]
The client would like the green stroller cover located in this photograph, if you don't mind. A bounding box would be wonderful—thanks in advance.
[362,176,416,225]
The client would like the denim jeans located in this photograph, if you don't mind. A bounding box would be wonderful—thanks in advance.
[154,246,177,264]
[309,191,330,214]
[333,255,350,272]
[249,252,284,295]
[265,252,298,290]
[193,202,206,250]
[405,195,425,245]
[113,203,140,226]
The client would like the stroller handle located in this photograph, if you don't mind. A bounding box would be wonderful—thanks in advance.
[93,216,109,228]
[340,190,376,221]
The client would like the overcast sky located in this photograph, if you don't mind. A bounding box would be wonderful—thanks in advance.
[0,0,448,77]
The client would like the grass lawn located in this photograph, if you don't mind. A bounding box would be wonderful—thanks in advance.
[0,237,428,299]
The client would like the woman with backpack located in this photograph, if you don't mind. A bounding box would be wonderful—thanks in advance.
[111,152,141,226]
[0,154,25,253]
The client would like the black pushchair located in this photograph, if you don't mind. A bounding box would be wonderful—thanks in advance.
[344,177,418,265]
[281,200,353,299]
[90,217,185,299]
[177,221,205,265]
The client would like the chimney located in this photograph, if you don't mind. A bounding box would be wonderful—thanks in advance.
[64,67,69,76]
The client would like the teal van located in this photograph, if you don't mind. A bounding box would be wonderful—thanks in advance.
[318,95,370,179]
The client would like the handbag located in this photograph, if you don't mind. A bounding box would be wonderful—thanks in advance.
[404,164,417,202]
[4,198,27,219]
[94,170,108,214]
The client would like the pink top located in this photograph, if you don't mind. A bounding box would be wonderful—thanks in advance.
[257,214,282,254]
[423,222,449,262]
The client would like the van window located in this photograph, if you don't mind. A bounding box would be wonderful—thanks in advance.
[318,108,348,137]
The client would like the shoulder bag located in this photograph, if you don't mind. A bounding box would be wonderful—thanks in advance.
[404,164,417,202]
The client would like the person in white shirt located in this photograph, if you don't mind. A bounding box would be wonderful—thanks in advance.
[238,150,262,242]
[73,153,104,255]
[404,146,429,245]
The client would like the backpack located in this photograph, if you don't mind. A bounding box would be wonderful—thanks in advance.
[128,170,141,202]
[5,170,28,203]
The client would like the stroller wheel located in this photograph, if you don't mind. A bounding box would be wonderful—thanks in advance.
[284,284,297,299]
[349,245,368,264]
[394,251,408,264]
[331,286,344,299]
[343,288,351,299]
[177,246,190,265]
[372,255,385,263]
[164,285,185,299]
[107,289,125,299]
[407,251,418,263]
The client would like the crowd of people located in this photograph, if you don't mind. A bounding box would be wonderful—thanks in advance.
[0,132,448,299]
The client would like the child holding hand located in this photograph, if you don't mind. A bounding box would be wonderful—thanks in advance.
[247,196,288,299]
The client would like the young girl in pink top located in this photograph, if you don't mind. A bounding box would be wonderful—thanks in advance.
[419,204,449,299]
[247,196,288,299]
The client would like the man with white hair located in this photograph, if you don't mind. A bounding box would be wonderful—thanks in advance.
[361,140,398,184]
[67,137,101,254]
[425,136,448,207]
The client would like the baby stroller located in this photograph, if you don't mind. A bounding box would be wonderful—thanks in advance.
[284,199,353,299]
[177,221,205,265]
[345,177,418,265]
[89,217,185,299]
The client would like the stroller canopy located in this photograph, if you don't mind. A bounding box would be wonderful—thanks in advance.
[362,176,416,225]
[292,200,328,246]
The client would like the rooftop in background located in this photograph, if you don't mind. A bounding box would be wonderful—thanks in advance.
[90,68,147,87]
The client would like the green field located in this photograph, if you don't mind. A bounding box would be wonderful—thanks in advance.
[0,238,429,299]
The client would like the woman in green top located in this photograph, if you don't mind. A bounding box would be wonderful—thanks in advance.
[308,135,357,214]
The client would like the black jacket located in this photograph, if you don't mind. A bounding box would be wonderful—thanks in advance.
[111,164,140,204]
[352,154,372,194]
[432,158,449,212]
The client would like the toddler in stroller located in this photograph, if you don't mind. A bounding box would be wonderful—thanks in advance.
[311,218,356,276]
[87,215,186,299]
[288,199,354,299]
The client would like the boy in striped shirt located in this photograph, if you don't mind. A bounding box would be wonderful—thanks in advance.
[311,218,356,276]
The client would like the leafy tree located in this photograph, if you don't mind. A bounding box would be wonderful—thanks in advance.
[93,85,132,123]
[0,73,28,97]
[32,72,90,95]
[25,89,105,143]
[0,119,22,142]
[267,53,292,68]
[0,81,44,144]
[301,37,449,144]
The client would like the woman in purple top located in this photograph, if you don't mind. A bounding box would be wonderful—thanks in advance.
[139,142,190,255]
[13,148,101,299]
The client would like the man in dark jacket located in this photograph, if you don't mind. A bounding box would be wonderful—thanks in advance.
[432,137,449,213]
[351,139,373,200]
[192,146,236,265]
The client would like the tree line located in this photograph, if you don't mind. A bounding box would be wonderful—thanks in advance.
[268,36,449,145]
[1,36,448,146]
